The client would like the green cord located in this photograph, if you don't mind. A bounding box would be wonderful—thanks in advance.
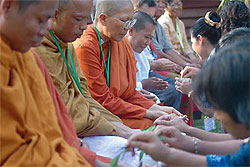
[175,19,184,50]
[49,29,83,95]
[93,25,111,87]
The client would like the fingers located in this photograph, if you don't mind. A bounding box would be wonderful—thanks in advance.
[144,94,157,99]
[154,114,173,123]
[127,132,157,152]
[180,66,190,78]
[141,89,150,95]
[150,77,162,81]
[155,81,169,90]
[155,126,177,137]
[154,119,173,126]
[171,108,182,116]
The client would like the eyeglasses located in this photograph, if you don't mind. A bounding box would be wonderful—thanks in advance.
[169,2,183,8]
[111,17,137,29]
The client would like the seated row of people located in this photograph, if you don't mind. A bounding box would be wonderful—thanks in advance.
[0,0,184,166]
[1,0,249,166]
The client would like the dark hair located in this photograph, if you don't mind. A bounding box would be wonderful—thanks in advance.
[133,11,156,31]
[138,0,156,8]
[18,0,40,11]
[164,0,177,6]
[216,27,250,51]
[191,11,221,46]
[192,40,250,128]
[219,1,250,35]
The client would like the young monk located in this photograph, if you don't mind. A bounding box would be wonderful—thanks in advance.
[74,0,183,129]
[0,0,90,166]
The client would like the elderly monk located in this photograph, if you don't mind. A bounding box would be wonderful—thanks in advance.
[34,0,133,138]
[0,0,91,166]
[74,0,183,129]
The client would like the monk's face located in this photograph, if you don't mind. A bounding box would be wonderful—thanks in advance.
[129,23,155,53]
[0,0,58,52]
[102,5,134,41]
[53,0,92,42]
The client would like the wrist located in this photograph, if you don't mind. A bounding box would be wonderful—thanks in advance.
[181,135,195,152]
[192,137,199,154]
[185,124,193,134]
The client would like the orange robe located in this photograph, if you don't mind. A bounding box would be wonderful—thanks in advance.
[74,25,155,129]
[33,52,111,166]
[0,37,89,166]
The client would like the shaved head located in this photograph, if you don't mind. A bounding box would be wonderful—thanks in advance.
[95,0,133,19]
[18,0,41,11]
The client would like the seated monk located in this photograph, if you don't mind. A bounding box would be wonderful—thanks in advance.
[0,0,90,166]
[33,0,140,166]
[74,0,183,129]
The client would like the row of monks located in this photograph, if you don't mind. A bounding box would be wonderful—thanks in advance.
[0,0,186,166]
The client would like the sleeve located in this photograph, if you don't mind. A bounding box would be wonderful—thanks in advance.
[0,64,90,167]
[153,23,172,53]
[159,19,171,43]
[152,31,164,53]
[76,43,153,120]
[206,141,249,167]
[206,155,229,167]
[160,24,173,52]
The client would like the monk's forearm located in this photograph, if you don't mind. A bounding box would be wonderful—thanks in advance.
[111,121,138,139]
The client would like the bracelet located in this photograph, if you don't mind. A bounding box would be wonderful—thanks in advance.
[79,138,83,146]
[188,90,193,98]
[192,138,198,154]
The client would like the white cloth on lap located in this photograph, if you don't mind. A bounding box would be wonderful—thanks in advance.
[84,136,140,166]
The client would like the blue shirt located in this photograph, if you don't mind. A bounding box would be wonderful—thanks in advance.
[152,22,173,53]
[207,138,250,167]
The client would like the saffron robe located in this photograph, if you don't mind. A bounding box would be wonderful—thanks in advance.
[33,52,111,166]
[158,12,193,56]
[34,30,121,137]
[0,37,89,166]
[74,25,155,129]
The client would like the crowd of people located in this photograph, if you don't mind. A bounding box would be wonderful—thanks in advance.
[0,0,249,166]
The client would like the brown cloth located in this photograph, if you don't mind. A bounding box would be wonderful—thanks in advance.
[34,30,121,137]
